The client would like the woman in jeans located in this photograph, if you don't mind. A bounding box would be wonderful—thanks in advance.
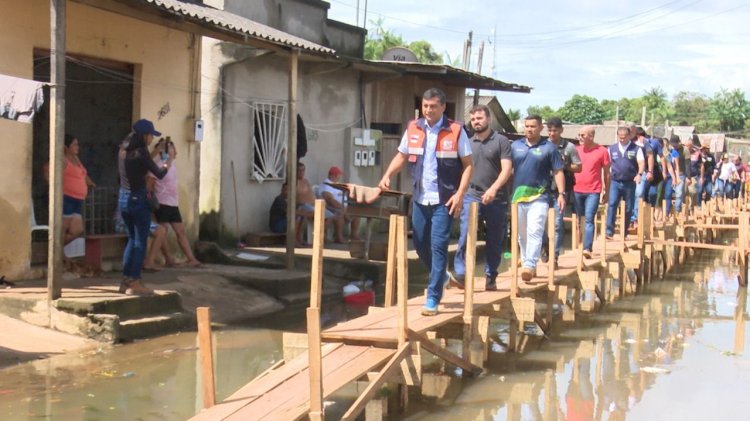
[119,119,173,295]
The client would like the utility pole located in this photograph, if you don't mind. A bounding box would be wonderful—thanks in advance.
[491,26,497,79]
[48,0,66,302]
[462,31,473,71]
[363,0,368,30]
[355,0,360,27]
[473,41,484,106]
[615,106,620,143]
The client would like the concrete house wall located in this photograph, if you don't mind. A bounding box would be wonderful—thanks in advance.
[0,0,199,278]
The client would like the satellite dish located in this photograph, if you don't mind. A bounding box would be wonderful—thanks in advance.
[381,47,418,62]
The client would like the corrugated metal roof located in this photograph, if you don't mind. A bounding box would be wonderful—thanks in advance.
[141,0,334,54]
[371,60,532,93]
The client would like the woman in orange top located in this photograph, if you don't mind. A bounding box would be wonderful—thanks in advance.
[63,134,95,245]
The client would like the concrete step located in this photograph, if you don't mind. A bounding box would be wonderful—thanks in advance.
[118,312,195,342]
[55,291,183,320]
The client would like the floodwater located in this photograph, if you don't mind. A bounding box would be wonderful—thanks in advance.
[1,253,750,420]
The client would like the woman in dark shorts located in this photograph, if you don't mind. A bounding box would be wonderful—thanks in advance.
[62,134,95,245]
[147,138,202,267]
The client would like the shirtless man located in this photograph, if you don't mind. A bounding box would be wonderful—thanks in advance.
[295,162,336,246]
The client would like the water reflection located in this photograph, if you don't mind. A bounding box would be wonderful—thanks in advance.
[0,256,748,420]
[405,256,750,420]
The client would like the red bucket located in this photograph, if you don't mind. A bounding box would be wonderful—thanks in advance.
[343,290,375,306]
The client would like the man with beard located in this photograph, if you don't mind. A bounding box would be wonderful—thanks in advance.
[452,104,512,291]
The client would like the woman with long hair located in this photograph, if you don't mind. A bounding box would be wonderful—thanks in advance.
[62,134,95,245]
[118,119,172,295]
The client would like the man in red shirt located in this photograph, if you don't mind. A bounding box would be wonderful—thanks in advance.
[573,126,610,258]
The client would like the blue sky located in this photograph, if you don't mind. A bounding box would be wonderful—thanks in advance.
[327,0,750,115]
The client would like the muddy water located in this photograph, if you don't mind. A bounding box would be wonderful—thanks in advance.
[1,254,748,420]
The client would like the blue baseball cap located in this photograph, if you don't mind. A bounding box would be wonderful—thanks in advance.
[133,119,161,137]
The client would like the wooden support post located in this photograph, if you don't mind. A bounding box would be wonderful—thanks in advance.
[619,201,626,251]
[463,202,478,360]
[196,307,215,408]
[739,212,749,286]
[408,330,482,375]
[735,287,747,355]
[571,213,579,251]
[285,49,299,270]
[48,0,67,301]
[511,203,519,297]
[637,199,645,249]
[341,343,411,421]
[547,207,555,289]
[308,199,325,421]
[396,216,409,347]
[600,206,608,265]
[384,214,398,307]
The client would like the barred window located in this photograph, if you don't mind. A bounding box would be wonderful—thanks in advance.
[251,101,288,181]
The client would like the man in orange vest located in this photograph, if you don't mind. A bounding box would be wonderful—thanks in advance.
[379,88,473,316]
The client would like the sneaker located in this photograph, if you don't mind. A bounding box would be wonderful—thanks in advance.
[118,278,130,294]
[521,267,536,281]
[485,277,497,291]
[125,280,155,296]
[605,235,614,240]
[447,271,464,290]
[421,297,438,316]
[540,247,549,263]
[582,250,592,259]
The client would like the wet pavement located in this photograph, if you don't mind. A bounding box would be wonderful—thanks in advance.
[1,253,749,420]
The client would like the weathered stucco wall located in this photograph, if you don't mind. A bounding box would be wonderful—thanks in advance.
[225,0,329,45]
[219,55,360,236]
[0,1,199,277]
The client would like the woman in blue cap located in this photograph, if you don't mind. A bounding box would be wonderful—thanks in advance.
[118,119,173,295]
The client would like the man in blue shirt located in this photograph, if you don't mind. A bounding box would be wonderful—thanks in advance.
[606,127,645,238]
[379,88,473,316]
[511,115,565,281]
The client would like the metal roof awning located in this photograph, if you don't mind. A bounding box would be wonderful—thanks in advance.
[73,0,335,55]
[368,60,532,93]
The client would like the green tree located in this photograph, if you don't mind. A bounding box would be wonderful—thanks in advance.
[672,91,714,131]
[364,18,442,64]
[526,105,556,121]
[364,18,404,60]
[639,87,672,125]
[710,88,749,132]
[507,108,521,122]
[408,40,442,64]
[558,95,606,124]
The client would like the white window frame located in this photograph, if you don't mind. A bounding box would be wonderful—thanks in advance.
[251,101,288,182]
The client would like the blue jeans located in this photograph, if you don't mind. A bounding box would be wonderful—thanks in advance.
[699,177,712,203]
[412,202,452,304]
[732,181,742,199]
[674,175,686,212]
[574,192,600,252]
[454,194,508,285]
[714,179,731,198]
[542,193,569,258]
[606,180,636,237]
[631,175,647,223]
[517,198,549,270]
[119,189,152,280]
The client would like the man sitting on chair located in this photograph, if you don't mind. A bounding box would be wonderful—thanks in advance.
[320,166,360,242]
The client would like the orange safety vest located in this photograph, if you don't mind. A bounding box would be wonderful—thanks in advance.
[405,117,464,203]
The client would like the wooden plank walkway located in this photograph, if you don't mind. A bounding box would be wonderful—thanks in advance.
[191,197,750,421]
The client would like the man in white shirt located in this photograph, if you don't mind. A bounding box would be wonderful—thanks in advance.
[379,88,473,316]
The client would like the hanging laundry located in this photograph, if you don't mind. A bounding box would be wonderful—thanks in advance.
[0,74,46,123]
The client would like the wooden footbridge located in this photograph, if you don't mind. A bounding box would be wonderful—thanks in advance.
[190,193,750,421]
